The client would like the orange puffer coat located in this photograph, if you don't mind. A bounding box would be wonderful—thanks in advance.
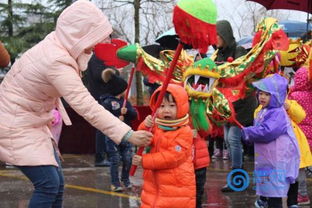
[193,134,210,170]
[139,84,196,208]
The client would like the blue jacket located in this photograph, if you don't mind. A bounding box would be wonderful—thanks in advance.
[100,94,137,126]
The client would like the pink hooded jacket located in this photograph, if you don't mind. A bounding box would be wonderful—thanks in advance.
[288,67,312,149]
[0,0,131,166]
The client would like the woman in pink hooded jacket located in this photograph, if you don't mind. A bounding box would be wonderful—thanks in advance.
[0,1,152,207]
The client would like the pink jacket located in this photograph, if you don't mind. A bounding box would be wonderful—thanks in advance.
[288,67,312,149]
[0,0,131,166]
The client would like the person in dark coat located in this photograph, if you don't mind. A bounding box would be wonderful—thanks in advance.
[86,54,119,167]
[214,20,247,63]
[212,20,258,192]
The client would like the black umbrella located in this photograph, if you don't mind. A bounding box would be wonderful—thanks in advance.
[155,28,193,50]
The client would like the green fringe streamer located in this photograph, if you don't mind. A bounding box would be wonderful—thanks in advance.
[190,98,209,130]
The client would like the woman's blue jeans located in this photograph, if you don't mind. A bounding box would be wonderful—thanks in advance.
[224,124,243,169]
[17,150,64,208]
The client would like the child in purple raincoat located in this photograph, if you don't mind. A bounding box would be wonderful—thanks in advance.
[242,74,300,208]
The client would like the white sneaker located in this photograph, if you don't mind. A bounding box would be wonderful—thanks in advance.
[211,149,222,159]
[255,199,268,208]
[222,150,229,160]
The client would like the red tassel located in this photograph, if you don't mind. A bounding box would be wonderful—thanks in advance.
[173,6,216,53]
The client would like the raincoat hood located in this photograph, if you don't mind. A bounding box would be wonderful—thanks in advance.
[55,0,112,59]
[252,74,288,108]
[216,20,235,48]
[150,84,189,119]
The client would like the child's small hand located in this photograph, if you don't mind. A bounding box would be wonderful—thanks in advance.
[132,154,142,166]
[144,115,153,128]
[119,115,124,121]
[121,107,127,115]
[241,128,253,145]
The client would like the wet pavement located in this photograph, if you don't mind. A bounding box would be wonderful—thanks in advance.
[0,155,311,208]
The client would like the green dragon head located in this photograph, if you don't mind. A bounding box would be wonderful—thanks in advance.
[183,58,221,131]
[183,58,220,99]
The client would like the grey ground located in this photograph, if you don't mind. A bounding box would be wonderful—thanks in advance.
[0,155,311,208]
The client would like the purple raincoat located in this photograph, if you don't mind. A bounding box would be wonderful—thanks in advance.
[242,74,300,197]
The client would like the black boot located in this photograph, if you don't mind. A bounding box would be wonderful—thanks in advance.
[221,184,235,192]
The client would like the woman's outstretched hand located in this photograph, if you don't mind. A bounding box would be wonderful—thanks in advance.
[128,130,152,147]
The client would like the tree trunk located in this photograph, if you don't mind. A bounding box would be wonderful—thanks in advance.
[134,0,143,105]
[8,0,13,37]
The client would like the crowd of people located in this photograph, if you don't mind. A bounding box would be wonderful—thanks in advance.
[0,0,311,208]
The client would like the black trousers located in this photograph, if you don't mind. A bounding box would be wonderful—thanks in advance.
[208,136,225,157]
[195,167,207,208]
[287,182,298,206]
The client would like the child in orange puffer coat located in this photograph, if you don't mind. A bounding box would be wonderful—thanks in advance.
[133,84,196,208]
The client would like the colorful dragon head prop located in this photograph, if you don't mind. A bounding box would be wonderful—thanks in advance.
[183,58,221,131]
[117,17,289,133]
